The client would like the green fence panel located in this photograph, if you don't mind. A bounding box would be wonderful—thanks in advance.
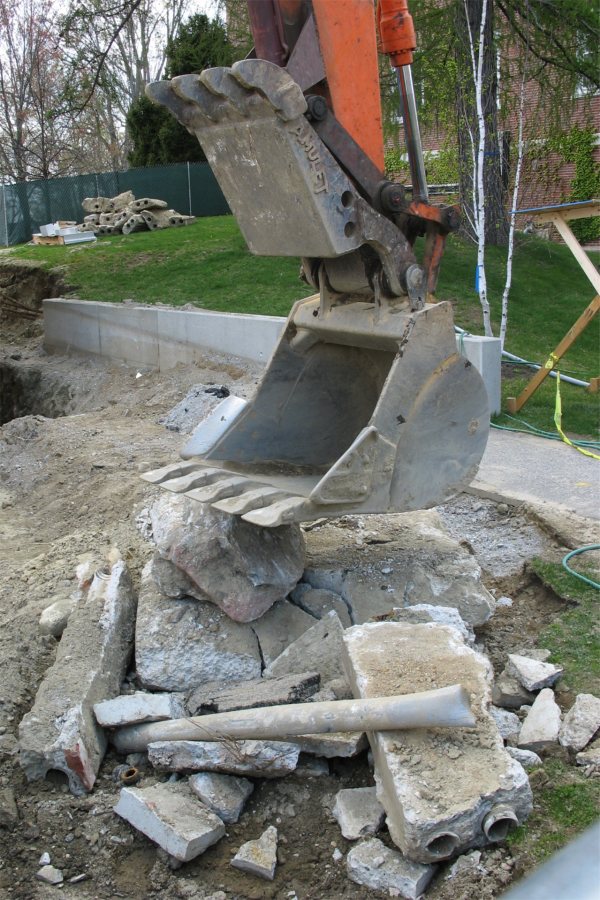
[0,162,230,247]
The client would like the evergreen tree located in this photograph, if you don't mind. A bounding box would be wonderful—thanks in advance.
[127,13,233,167]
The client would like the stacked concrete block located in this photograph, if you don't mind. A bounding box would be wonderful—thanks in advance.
[77,193,194,236]
[19,561,136,795]
[342,622,533,863]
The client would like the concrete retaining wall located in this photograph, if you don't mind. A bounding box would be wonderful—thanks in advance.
[43,299,501,413]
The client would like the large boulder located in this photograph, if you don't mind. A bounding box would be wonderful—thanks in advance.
[147,494,305,623]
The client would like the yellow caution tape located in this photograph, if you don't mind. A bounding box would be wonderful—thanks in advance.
[554,372,600,460]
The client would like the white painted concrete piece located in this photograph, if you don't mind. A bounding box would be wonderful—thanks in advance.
[231,826,278,881]
[332,787,385,840]
[346,838,436,899]
[93,692,186,727]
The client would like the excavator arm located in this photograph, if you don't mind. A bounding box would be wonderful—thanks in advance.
[142,0,489,527]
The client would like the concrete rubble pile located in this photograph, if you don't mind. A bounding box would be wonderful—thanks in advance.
[76,191,195,236]
[15,483,597,896]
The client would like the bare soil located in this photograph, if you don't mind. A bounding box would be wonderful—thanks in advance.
[0,311,582,900]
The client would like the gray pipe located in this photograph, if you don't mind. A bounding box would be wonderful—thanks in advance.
[112,684,475,754]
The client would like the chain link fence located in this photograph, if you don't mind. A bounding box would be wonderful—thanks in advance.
[0,161,230,247]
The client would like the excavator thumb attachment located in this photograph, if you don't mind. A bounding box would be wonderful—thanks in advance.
[143,61,489,526]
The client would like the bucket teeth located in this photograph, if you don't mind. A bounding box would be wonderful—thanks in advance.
[242,496,309,528]
[186,476,258,504]
[141,461,202,485]
[170,74,228,122]
[211,487,290,516]
[200,68,255,115]
[145,81,203,131]
[231,59,307,120]
[156,468,224,493]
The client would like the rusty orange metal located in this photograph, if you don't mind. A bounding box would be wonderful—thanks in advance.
[377,0,417,67]
[311,0,384,170]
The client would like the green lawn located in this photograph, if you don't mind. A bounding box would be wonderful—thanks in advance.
[6,216,599,436]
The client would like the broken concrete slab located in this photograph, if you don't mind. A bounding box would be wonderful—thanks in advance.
[332,787,385,840]
[94,692,186,728]
[39,596,78,637]
[507,747,542,769]
[518,689,562,752]
[148,493,305,622]
[343,622,532,863]
[506,654,563,692]
[189,772,253,824]
[303,510,495,626]
[263,611,346,683]
[489,707,521,741]
[559,693,600,752]
[249,600,316,666]
[292,732,367,758]
[491,670,535,710]
[135,559,262,691]
[19,561,136,795]
[231,825,278,881]
[390,604,474,644]
[291,585,352,627]
[114,781,225,862]
[187,672,320,716]
[346,837,436,899]
[148,740,300,778]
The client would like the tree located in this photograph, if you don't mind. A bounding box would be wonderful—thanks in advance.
[126,13,233,167]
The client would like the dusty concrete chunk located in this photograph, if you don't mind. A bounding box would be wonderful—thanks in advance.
[506,654,563,692]
[559,694,600,752]
[39,596,78,637]
[188,672,320,715]
[332,787,385,840]
[0,787,18,829]
[292,732,367,758]
[231,826,278,881]
[249,600,316,666]
[136,559,262,691]
[263,611,345,682]
[575,737,600,767]
[343,623,532,863]
[148,494,305,622]
[189,773,253,824]
[304,510,495,626]
[19,561,136,795]
[94,692,186,727]
[291,586,352,627]
[391,604,474,644]
[148,740,299,778]
[489,706,521,741]
[492,670,535,709]
[114,782,225,861]
[346,838,436,899]
[518,689,562,752]
[507,747,542,769]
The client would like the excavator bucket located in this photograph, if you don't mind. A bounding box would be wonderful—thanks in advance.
[143,61,489,526]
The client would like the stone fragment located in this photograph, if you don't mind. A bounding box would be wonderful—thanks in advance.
[559,693,600,752]
[304,510,495,626]
[390,604,474,644]
[263,611,345,682]
[489,707,521,741]
[506,747,542,769]
[293,732,367,758]
[150,553,198,600]
[39,853,51,866]
[136,559,262,691]
[188,672,320,715]
[114,782,225,862]
[148,740,299,778]
[0,787,18,829]
[506,654,563,692]
[575,738,600,767]
[94,692,186,727]
[332,787,385,840]
[518,689,562,752]
[250,600,316,665]
[231,826,278,881]
[291,586,352,627]
[491,670,535,709]
[343,623,533,863]
[446,850,483,878]
[148,493,305,622]
[36,865,64,885]
[516,648,551,662]
[189,772,253,824]
[39,596,78,637]
[19,561,136,795]
[346,838,435,899]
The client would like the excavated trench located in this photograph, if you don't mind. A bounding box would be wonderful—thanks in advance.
[0,359,79,425]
